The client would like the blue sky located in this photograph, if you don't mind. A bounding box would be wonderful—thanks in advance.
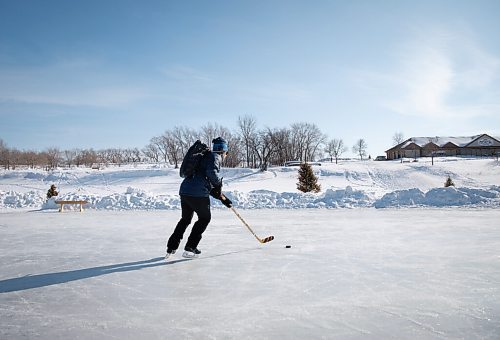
[1,0,499,157]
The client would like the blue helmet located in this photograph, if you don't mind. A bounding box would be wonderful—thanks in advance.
[212,137,228,152]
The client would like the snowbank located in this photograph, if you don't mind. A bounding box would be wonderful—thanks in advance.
[374,186,500,208]
[1,159,499,210]
[0,190,45,209]
[2,185,499,210]
[39,187,181,211]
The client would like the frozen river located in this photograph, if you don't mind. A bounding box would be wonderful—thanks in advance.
[1,208,499,339]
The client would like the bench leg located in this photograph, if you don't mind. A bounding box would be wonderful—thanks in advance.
[59,204,64,212]
[80,204,83,212]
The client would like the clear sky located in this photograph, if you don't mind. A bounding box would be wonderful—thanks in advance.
[1,0,499,157]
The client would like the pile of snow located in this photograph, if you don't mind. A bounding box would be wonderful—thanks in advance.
[1,158,499,210]
[374,186,500,208]
[224,186,371,209]
[319,186,372,208]
[0,190,45,209]
[39,187,181,211]
[3,185,499,211]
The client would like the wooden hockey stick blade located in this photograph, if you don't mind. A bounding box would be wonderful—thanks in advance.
[259,235,274,243]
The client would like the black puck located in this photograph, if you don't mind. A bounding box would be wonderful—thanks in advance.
[285,245,291,248]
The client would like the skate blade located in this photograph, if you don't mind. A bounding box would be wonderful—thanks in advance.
[182,251,199,259]
[165,252,176,260]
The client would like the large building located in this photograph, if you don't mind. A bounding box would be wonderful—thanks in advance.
[385,134,500,160]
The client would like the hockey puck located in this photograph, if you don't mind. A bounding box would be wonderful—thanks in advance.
[285,245,291,248]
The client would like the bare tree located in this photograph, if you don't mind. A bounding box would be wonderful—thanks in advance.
[392,132,405,146]
[64,149,78,168]
[304,126,327,162]
[325,138,347,164]
[131,148,141,163]
[9,149,22,170]
[18,150,38,169]
[220,132,242,168]
[96,149,110,165]
[122,149,135,164]
[290,123,306,161]
[163,130,183,168]
[74,149,83,167]
[200,122,216,146]
[151,136,169,163]
[251,128,278,171]
[171,126,197,157]
[0,139,10,170]
[111,148,124,165]
[45,147,61,170]
[271,127,292,166]
[142,143,160,163]
[78,149,98,168]
[290,122,326,162]
[97,149,111,165]
[352,139,368,160]
[238,115,257,168]
[200,122,231,147]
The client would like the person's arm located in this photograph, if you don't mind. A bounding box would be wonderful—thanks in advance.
[205,153,223,188]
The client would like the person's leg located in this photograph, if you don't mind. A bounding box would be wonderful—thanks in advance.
[185,196,211,250]
[167,196,194,252]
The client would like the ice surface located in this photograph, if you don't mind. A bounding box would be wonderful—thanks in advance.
[1,209,499,339]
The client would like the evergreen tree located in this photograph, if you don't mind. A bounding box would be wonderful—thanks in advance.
[297,163,321,193]
[47,184,59,199]
[444,176,455,187]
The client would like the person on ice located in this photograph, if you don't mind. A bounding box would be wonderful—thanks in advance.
[166,137,233,259]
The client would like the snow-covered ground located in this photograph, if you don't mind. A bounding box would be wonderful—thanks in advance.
[1,157,499,210]
[1,157,499,339]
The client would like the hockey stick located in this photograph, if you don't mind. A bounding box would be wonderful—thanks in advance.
[230,206,274,243]
[221,195,274,244]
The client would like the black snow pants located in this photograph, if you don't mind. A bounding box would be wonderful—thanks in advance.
[167,195,211,251]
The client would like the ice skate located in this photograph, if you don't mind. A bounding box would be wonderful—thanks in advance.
[165,248,176,260]
[182,247,201,258]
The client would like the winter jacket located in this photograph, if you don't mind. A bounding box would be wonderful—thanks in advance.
[179,152,223,197]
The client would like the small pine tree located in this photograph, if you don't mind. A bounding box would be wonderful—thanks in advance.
[47,184,59,199]
[297,163,321,193]
[444,176,455,187]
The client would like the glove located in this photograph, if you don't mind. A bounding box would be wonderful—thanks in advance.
[210,185,222,199]
[221,196,232,208]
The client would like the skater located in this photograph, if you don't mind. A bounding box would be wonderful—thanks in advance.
[166,137,233,259]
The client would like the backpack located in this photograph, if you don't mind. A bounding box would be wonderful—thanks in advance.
[179,140,210,178]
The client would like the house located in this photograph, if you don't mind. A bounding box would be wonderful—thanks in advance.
[385,134,500,160]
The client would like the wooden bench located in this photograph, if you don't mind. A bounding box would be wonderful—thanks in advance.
[55,200,89,212]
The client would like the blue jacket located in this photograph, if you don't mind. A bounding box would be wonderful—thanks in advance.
[179,152,223,197]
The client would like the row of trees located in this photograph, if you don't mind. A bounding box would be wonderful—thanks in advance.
[1,116,374,171]
[142,116,369,171]
[0,140,143,170]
